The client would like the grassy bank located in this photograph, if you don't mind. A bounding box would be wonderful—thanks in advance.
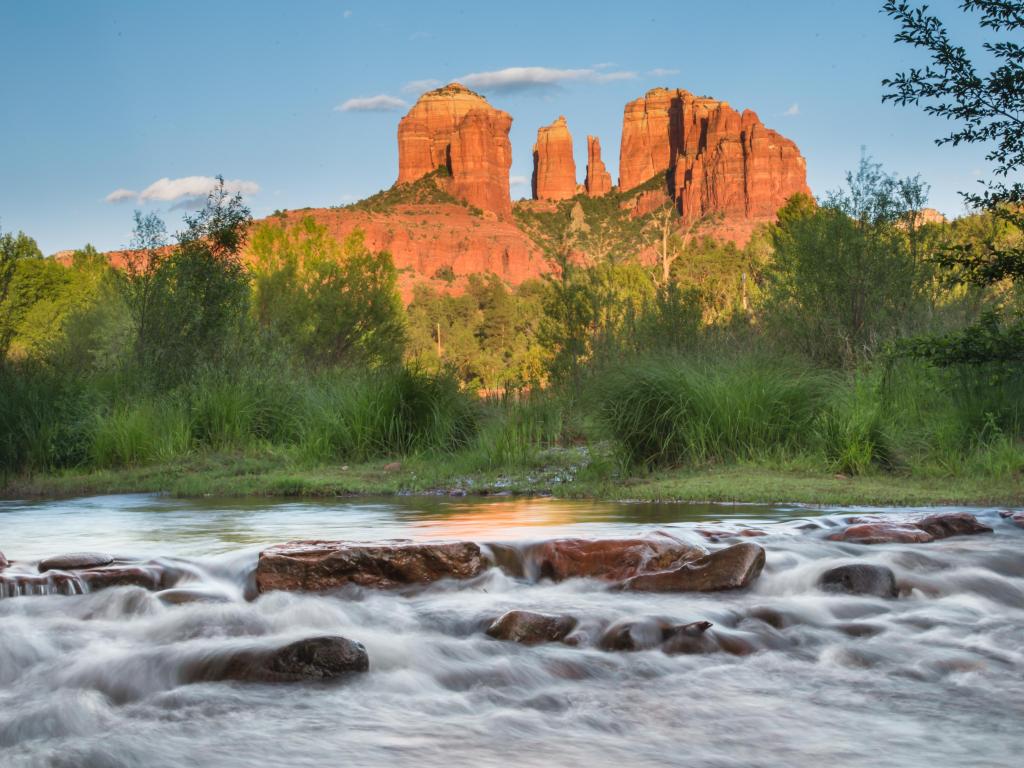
[3,356,1021,507]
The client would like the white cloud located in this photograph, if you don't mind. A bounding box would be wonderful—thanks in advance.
[139,176,259,203]
[509,175,529,187]
[458,66,637,92]
[335,94,408,112]
[784,103,800,116]
[106,176,259,205]
[105,188,137,203]
[402,78,441,93]
[648,67,679,77]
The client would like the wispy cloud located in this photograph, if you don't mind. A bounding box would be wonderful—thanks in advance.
[509,175,530,187]
[784,103,800,116]
[105,188,137,204]
[409,30,431,41]
[458,66,637,92]
[335,94,408,112]
[105,176,259,206]
[648,67,679,77]
[402,78,441,94]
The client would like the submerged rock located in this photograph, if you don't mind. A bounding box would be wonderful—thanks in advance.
[256,540,487,593]
[999,510,1024,529]
[522,534,705,583]
[622,542,766,592]
[600,619,714,652]
[156,586,233,605]
[819,564,898,598]
[828,512,992,545]
[185,636,369,684]
[486,610,577,645]
[38,552,114,572]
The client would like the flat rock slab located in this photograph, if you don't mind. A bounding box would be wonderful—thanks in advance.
[38,553,114,572]
[517,534,706,582]
[256,540,487,593]
[622,542,766,592]
[828,512,992,545]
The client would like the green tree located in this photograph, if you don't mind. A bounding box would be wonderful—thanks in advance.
[0,228,44,357]
[136,178,253,381]
[250,218,405,367]
[883,0,1024,363]
[760,159,930,366]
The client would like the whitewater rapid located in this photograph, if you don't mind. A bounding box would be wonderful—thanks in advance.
[1,495,1022,768]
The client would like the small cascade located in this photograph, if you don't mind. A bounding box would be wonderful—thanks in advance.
[0,570,88,598]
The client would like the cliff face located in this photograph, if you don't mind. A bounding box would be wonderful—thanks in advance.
[531,116,577,201]
[397,83,513,217]
[585,135,612,197]
[619,88,810,235]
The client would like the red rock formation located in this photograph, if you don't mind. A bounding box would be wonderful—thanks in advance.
[531,116,577,201]
[397,83,512,217]
[260,205,546,303]
[619,88,811,241]
[584,135,612,196]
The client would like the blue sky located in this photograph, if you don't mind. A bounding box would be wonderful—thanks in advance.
[0,0,995,254]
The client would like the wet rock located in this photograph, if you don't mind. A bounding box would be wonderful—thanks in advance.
[600,619,713,652]
[38,552,114,573]
[828,512,992,544]
[524,534,706,583]
[185,636,369,684]
[828,524,934,545]
[0,551,7,570]
[485,610,577,645]
[1,562,174,599]
[834,622,886,638]
[156,586,232,605]
[80,565,168,591]
[819,564,898,598]
[256,540,487,593]
[999,510,1024,529]
[622,542,766,592]
[914,512,992,538]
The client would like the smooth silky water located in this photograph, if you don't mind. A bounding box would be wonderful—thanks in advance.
[1,494,1022,767]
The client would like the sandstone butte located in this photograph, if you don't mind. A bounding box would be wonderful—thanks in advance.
[396,82,513,218]
[82,84,811,302]
[619,87,810,243]
[584,135,613,197]
[532,116,577,201]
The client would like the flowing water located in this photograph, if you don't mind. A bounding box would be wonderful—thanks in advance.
[1,494,1022,767]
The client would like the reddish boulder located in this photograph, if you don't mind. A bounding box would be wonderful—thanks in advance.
[999,510,1024,528]
[622,542,766,592]
[486,610,578,645]
[532,116,577,201]
[584,135,612,197]
[524,535,706,582]
[256,540,487,593]
[397,83,512,217]
[828,512,992,544]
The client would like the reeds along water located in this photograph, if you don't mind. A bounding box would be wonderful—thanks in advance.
[0,499,1022,767]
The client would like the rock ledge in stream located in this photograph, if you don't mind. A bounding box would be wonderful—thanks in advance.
[256,540,487,593]
[828,512,992,545]
[38,552,114,572]
[486,610,578,645]
[622,542,766,592]
[184,636,369,684]
[515,534,706,582]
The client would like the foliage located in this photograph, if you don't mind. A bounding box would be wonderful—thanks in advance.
[251,218,406,367]
[883,0,1024,363]
[760,158,932,366]
[346,168,480,214]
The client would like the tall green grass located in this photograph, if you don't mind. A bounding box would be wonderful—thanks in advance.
[594,356,832,468]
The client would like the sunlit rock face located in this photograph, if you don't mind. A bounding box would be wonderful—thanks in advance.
[584,135,612,197]
[397,83,513,217]
[619,87,811,241]
[532,116,577,201]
